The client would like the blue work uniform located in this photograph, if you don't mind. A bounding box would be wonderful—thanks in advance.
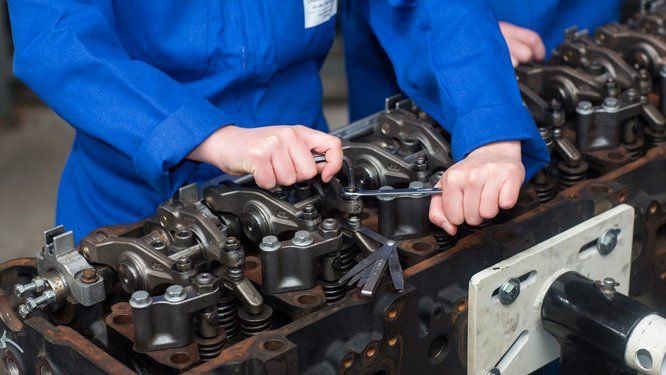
[8,0,548,242]
[343,0,622,125]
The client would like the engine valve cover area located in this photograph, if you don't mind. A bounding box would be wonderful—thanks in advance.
[4,10,666,375]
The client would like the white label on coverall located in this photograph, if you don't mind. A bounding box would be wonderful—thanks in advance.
[304,0,338,28]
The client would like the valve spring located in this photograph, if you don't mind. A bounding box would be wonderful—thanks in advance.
[321,280,347,304]
[534,182,557,203]
[239,306,273,338]
[645,130,666,148]
[335,247,355,274]
[433,230,456,251]
[217,296,240,339]
[557,161,588,190]
[197,334,226,362]
[623,141,644,161]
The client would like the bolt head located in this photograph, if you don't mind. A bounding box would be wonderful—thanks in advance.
[499,278,521,305]
[408,181,425,190]
[260,235,281,252]
[577,101,593,111]
[164,285,187,302]
[130,290,152,308]
[25,297,39,310]
[293,230,314,246]
[603,97,619,109]
[17,304,30,319]
[597,230,618,255]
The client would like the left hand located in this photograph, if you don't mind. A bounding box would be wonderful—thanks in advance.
[428,141,525,235]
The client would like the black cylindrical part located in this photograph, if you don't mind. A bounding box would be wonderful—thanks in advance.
[541,271,652,362]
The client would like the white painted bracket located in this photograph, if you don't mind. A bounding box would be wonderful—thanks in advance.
[468,204,635,375]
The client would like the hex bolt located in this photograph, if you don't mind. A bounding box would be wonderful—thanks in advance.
[498,278,521,305]
[14,277,46,297]
[17,304,31,319]
[164,285,187,302]
[228,267,244,282]
[602,97,619,109]
[408,181,425,190]
[25,289,56,311]
[175,256,193,272]
[322,218,338,230]
[597,230,619,255]
[293,230,314,247]
[576,100,593,113]
[80,269,99,284]
[259,235,281,252]
[130,290,152,308]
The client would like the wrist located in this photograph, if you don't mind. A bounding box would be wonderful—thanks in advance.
[187,125,237,166]
[470,141,521,159]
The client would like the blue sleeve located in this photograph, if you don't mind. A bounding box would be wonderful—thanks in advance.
[356,0,550,178]
[7,0,228,193]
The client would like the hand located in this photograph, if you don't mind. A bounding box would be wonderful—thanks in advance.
[188,125,343,189]
[428,141,525,235]
[499,22,546,67]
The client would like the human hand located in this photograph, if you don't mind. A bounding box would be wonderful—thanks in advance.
[188,125,343,189]
[428,141,525,235]
[499,22,546,67]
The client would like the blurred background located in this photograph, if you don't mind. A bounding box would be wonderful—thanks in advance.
[0,3,349,261]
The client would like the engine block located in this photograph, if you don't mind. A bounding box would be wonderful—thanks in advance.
[2,6,666,375]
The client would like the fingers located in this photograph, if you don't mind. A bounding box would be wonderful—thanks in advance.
[288,137,318,181]
[479,176,503,220]
[248,141,277,189]
[297,126,343,182]
[499,172,524,209]
[441,170,465,226]
[499,21,546,64]
[429,184,458,235]
[462,170,484,226]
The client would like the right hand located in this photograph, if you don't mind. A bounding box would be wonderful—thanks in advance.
[499,22,546,67]
[188,125,343,189]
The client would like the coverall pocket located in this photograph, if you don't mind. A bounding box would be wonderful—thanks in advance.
[112,0,211,80]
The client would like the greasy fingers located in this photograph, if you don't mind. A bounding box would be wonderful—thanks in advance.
[428,141,525,235]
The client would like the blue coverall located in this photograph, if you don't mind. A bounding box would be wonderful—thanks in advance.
[344,0,622,118]
[8,0,548,241]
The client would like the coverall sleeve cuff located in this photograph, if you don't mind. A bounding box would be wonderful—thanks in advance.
[451,104,551,180]
[133,98,228,193]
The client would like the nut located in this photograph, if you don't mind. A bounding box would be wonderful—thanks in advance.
[597,230,619,255]
[498,278,521,305]
[193,273,216,294]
